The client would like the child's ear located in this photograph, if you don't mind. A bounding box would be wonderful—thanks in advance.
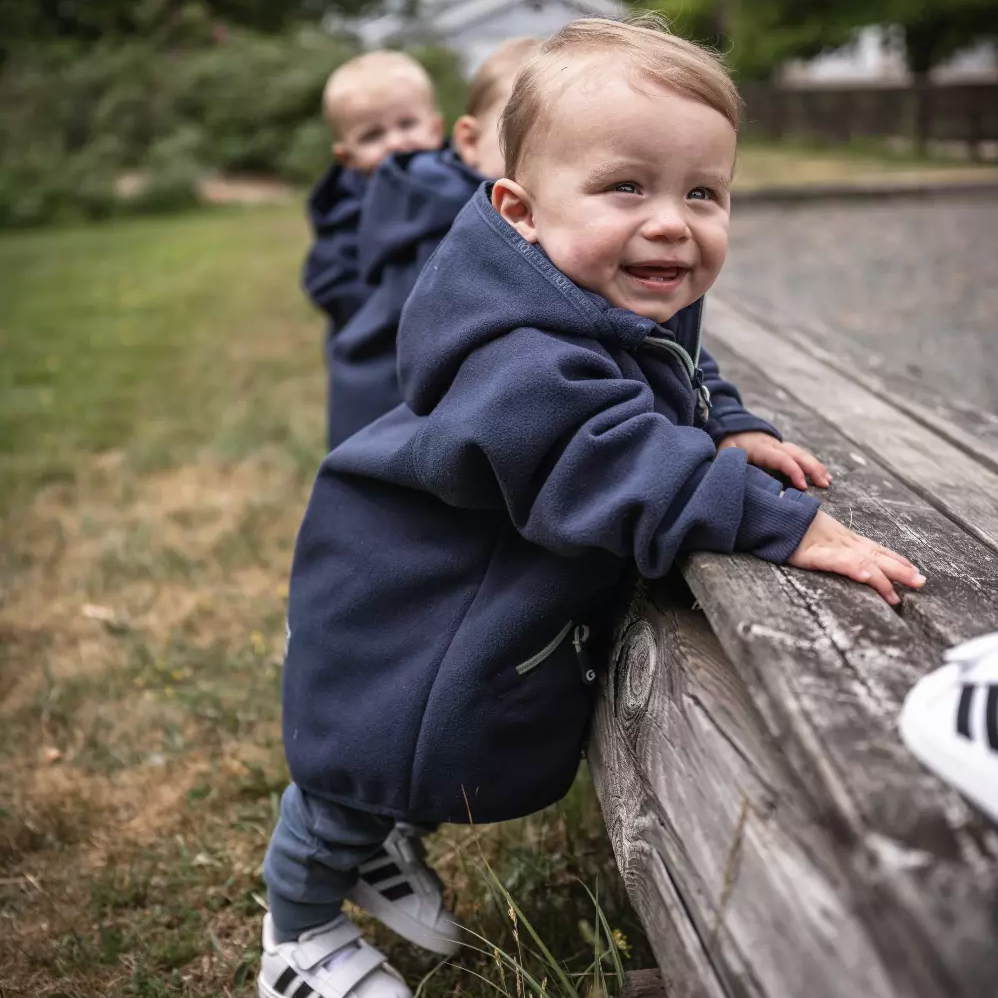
[451,114,480,170]
[333,141,354,169]
[491,178,537,243]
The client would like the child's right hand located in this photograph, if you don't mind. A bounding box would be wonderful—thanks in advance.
[788,510,927,605]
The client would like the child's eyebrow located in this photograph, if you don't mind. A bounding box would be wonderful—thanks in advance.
[697,170,732,190]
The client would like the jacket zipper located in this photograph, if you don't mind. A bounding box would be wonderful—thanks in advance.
[642,300,710,421]
[515,622,595,685]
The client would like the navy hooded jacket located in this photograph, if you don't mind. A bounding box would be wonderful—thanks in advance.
[282,184,820,825]
[302,164,370,335]
[325,146,482,450]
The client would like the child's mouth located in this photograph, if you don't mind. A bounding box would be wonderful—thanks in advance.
[623,264,687,289]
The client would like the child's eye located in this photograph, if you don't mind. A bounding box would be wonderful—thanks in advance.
[399,117,419,130]
[611,182,640,195]
[687,187,715,201]
[359,127,385,144]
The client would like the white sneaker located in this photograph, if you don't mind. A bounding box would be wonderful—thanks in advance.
[258,913,412,998]
[346,823,461,956]
[899,632,998,823]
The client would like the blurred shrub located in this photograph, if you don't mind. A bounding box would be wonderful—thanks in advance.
[0,26,469,227]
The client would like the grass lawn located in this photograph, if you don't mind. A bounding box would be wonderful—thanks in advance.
[0,206,646,995]
[733,139,998,191]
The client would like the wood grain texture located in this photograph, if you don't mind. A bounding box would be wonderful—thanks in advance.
[715,294,998,476]
[712,342,998,651]
[705,296,998,552]
[593,315,998,998]
[591,588,903,998]
[620,969,670,997]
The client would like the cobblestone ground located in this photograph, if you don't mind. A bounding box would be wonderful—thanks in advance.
[718,194,998,414]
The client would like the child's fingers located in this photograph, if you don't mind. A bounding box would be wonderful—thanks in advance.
[764,449,809,491]
[874,545,918,572]
[820,548,901,604]
[875,550,926,588]
[785,444,832,487]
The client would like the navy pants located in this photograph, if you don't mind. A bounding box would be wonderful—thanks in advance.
[264,784,395,942]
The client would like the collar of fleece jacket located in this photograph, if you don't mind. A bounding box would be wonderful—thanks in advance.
[396,182,705,417]
[358,144,484,285]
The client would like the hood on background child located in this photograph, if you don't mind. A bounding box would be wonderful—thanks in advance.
[323,37,541,451]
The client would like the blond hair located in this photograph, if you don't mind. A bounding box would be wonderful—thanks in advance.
[500,16,742,177]
[322,51,436,134]
[465,37,542,118]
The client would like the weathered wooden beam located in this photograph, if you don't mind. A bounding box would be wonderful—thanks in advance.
[591,586,903,998]
[713,293,998,476]
[705,297,998,552]
[620,969,669,997]
[712,343,998,650]
[592,334,998,998]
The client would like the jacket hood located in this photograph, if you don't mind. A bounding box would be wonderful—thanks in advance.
[306,163,367,232]
[397,183,704,415]
[359,145,483,285]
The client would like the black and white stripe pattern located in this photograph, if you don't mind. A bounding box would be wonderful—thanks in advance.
[358,846,415,901]
[956,682,998,750]
[272,966,318,998]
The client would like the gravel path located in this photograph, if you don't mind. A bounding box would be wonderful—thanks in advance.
[717,194,998,415]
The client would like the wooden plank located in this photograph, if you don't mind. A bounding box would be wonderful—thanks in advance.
[704,297,998,552]
[591,587,913,998]
[669,349,998,996]
[620,969,669,997]
[710,342,998,650]
[715,293,998,475]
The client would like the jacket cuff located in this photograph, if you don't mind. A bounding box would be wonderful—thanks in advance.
[705,408,782,447]
[735,466,820,563]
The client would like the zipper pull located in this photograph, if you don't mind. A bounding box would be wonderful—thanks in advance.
[697,381,711,422]
[573,624,595,685]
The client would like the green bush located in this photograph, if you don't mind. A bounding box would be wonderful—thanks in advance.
[0,27,470,227]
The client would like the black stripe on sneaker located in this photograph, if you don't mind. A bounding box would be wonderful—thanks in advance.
[381,881,416,901]
[362,861,402,885]
[291,984,315,998]
[986,685,998,751]
[274,968,297,994]
[957,683,975,739]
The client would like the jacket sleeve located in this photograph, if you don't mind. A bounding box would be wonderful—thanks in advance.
[699,345,781,445]
[302,228,367,329]
[413,329,818,576]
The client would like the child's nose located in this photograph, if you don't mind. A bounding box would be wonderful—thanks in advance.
[644,200,691,241]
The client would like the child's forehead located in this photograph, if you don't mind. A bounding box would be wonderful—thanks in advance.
[337,78,434,123]
[528,70,734,163]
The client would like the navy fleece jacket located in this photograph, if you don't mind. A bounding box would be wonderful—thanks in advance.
[302,164,369,334]
[325,146,482,450]
[282,184,820,825]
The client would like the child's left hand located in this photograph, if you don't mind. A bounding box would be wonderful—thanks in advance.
[718,432,831,490]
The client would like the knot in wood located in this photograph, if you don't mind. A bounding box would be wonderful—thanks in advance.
[615,619,657,722]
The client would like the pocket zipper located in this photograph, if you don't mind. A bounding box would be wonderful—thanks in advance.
[515,621,595,686]
[516,620,574,675]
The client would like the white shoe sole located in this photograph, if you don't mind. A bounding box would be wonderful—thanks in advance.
[900,682,998,823]
[348,879,460,957]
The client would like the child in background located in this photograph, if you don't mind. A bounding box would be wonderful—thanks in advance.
[324,37,540,450]
[302,52,444,448]
[259,19,926,998]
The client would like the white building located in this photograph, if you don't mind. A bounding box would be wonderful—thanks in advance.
[781,25,998,85]
[330,0,626,73]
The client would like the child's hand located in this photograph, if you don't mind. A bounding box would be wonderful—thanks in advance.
[719,432,831,490]
[789,511,927,605]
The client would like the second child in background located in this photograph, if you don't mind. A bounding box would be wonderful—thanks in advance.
[303,51,444,448]
[325,37,541,450]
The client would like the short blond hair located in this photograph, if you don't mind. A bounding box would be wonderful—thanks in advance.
[322,51,436,134]
[500,16,742,177]
[465,37,542,118]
